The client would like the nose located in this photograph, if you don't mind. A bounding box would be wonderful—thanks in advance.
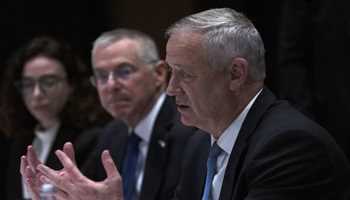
[105,72,122,90]
[32,83,43,97]
[166,72,182,96]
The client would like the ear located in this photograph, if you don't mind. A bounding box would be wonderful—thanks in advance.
[229,57,248,91]
[153,60,168,87]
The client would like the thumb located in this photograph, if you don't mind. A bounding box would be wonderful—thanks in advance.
[101,150,120,179]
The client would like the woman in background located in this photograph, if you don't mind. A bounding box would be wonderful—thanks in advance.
[0,36,109,200]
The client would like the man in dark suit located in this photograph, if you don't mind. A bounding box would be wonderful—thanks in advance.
[22,8,350,200]
[165,8,350,200]
[82,90,194,200]
[20,28,194,200]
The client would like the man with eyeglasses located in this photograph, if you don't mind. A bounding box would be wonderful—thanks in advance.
[20,28,195,200]
[22,8,350,200]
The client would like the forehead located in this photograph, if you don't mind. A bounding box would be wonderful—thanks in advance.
[93,39,142,70]
[166,31,208,72]
[23,56,66,77]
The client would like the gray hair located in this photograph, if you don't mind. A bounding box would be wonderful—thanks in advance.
[166,8,266,81]
[92,28,160,68]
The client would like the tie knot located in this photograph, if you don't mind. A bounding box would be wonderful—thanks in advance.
[129,132,141,144]
[209,142,222,159]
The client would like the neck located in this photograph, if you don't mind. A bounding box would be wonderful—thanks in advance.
[126,90,163,128]
[38,118,59,131]
[209,83,262,139]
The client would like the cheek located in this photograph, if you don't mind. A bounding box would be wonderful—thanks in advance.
[98,90,107,104]
[188,86,214,115]
[22,97,31,108]
[50,89,71,112]
[51,97,68,114]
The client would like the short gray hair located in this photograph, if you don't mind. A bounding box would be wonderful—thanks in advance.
[166,8,266,81]
[92,28,160,68]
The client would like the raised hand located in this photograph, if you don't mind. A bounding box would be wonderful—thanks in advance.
[37,146,123,200]
[20,142,78,200]
[20,145,42,200]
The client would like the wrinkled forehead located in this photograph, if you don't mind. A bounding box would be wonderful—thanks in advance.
[166,32,208,69]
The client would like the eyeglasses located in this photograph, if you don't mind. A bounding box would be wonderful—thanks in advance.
[14,75,67,96]
[90,63,137,86]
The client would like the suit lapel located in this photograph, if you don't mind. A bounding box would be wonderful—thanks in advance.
[198,131,211,199]
[139,97,175,200]
[8,133,34,199]
[110,123,129,170]
[45,124,77,170]
[219,88,276,200]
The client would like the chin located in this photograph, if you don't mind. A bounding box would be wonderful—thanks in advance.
[180,115,197,128]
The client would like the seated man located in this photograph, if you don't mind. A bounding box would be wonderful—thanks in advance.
[22,8,350,200]
[21,29,195,200]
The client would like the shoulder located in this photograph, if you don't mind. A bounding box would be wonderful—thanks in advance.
[241,100,350,194]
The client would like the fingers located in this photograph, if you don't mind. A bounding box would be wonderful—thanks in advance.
[101,150,120,179]
[37,163,71,193]
[63,142,76,164]
[27,145,41,172]
[24,166,40,200]
[55,189,70,200]
[55,150,82,178]
[20,155,28,176]
[37,164,58,181]
[39,174,54,185]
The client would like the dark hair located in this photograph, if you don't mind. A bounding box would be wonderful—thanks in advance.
[0,36,109,137]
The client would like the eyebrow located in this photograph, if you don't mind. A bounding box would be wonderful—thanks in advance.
[22,73,63,78]
[94,62,136,71]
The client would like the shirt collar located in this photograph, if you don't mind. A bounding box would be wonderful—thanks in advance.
[134,93,166,143]
[34,122,60,144]
[211,89,262,155]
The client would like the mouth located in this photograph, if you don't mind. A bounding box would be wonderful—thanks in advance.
[176,103,190,112]
[32,103,48,109]
[106,96,130,104]
[107,98,131,108]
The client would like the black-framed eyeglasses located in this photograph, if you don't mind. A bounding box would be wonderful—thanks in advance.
[14,75,67,96]
[90,63,137,87]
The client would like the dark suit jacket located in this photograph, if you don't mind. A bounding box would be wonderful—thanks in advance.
[175,88,350,200]
[0,134,10,198]
[82,96,196,200]
[5,123,98,200]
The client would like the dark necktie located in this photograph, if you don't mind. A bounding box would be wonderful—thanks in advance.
[202,142,222,200]
[122,132,141,200]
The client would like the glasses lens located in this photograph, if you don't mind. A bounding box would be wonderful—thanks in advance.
[93,64,136,85]
[15,75,65,96]
[14,78,35,95]
[94,70,109,84]
[115,64,134,79]
[39,75,63,91]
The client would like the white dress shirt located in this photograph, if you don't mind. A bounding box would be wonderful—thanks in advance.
[132,93,166,197]
[22,122,59,199]
[211,90,262,200]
